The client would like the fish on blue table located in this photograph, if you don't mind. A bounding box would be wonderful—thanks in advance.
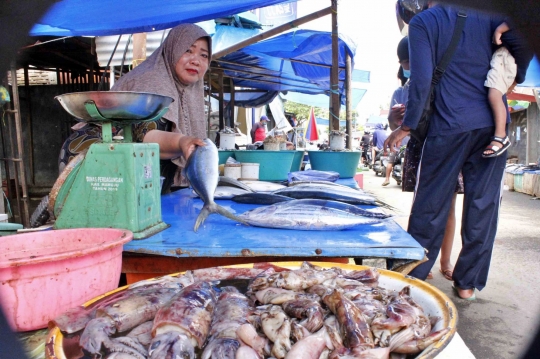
[185,139,249,232]
[238,200,381,231]
[274,182,392,208]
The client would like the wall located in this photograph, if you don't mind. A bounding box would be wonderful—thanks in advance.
[526,104,540,164]
[507,109,528,163]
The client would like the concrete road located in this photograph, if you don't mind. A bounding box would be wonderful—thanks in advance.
[360,167,540,359]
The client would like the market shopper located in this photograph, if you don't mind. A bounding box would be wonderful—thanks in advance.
[385,1,532,299]
[371,123,388,169]
[390,35,457,280]
[250,115,270,143]
[58,23,210,193]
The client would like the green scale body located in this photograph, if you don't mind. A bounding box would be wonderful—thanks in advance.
[52,92,174,239]
[53,141,168,239]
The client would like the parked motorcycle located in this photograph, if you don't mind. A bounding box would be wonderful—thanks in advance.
[372,148,387,177]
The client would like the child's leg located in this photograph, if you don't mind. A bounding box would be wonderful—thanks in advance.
[483,87,510,157]
[488,87,507,139]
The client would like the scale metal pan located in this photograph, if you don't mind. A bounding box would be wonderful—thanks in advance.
[55,91,174,123]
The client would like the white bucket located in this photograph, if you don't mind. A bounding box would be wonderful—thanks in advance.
[329,134,345,151]
[220,133,236,150]
[224,163,242,179]
[264,142,280,151]
[241,163,260,180]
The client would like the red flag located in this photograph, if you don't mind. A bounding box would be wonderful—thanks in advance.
[305,107,319,141]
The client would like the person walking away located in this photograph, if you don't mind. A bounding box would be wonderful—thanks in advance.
[371,123,388,168]
[250,115,270,143]
[482,21,517,157]
[385,1,532,300]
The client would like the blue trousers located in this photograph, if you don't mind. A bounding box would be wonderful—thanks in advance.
[408,127,506,291]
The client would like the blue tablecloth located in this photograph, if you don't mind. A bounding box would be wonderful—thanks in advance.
[123,189,424,260]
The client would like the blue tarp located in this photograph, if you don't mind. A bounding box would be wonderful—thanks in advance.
[30,0,295,37]
[217,29,369,106]
[520,56,540,88]
[31,1,370,107]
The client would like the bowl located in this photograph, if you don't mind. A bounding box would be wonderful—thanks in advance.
[234,150,295,181]
[307,151,362,178]
[0,228,132,331]
[46,261,457,359]
[55,91,173,124]
[218,150,236,165]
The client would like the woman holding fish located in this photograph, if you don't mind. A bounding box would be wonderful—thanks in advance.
[59,23,211,193]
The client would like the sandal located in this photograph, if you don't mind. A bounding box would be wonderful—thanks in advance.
[482,135,511,158]
[452,284,476,301]
[439,268,453,281]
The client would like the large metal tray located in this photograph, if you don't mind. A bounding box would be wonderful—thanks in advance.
[45,261,458,359]
[55,91,174,123]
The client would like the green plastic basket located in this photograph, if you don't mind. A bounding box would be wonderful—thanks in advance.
[234,150,295,181]
[307,151,362,178]
[218,150,236,165]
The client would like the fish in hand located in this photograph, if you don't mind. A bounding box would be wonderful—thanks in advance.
[184,138,249,231]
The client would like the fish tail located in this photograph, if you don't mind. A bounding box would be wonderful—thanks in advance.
[194,206,211,232]
[214,204,250,227]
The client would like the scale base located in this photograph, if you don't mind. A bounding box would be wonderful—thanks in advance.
[133,221,170,240]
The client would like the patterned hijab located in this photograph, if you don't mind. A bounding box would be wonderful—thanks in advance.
[112,23,211,140]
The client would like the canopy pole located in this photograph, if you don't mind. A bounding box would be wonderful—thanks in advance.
[213,7,332,59]
[218,71,224,130]
[9,63,30,227]
[330,0,340,132]
[345,52,352,150]
[229,78,235,128]
[132,33,147,68]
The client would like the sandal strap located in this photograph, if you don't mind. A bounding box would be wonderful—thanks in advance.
[490,135,509,146]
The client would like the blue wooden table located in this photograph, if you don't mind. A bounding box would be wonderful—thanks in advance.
[123,189,424,260]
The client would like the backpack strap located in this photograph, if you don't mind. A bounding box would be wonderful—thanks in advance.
[432,10,467,85]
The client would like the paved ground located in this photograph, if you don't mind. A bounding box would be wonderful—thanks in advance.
[360,166,540,359]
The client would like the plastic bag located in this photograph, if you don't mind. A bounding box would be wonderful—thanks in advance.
[288,170,340,183]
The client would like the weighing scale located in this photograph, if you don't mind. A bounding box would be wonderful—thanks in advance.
[50,91,173,239]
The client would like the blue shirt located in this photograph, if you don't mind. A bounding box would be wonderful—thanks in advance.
[372,126,388,150]
[403,5,532,137]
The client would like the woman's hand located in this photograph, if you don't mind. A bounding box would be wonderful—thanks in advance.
[143,129,205,160]
[178,135,206,160]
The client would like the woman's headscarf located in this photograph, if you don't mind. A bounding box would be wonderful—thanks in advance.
[112,23,211,140]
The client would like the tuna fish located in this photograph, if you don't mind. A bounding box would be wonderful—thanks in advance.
[237,201,381,231]
[185,139,248,232]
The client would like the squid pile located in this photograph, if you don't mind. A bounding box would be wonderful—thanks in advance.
[51,263,450,359]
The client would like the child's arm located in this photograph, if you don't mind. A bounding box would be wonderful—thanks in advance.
[493,22,510,45]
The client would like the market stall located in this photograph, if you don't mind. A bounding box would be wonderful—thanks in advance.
[121,188,425,284]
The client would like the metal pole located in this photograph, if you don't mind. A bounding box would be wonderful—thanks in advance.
[10,63,30,227]
[345,53,352,150]
[229,78,235,129]
[330,0,341,132]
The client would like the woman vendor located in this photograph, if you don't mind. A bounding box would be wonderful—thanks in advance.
[58,23,211,194]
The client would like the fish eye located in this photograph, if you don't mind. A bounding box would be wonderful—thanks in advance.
[150,341,161,350]
[177,351,191,359]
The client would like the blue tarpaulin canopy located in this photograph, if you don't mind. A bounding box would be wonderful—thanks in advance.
[31,0,370,107]
[215,29,369,106]
[30,0,295,37]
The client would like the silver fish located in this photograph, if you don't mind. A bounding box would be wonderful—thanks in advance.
[218,176,254,192]
[275,199,391,219]
[185,139,248,231]
[232,192,294,205]
[274,183,386,207]
[238,202,380,230]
